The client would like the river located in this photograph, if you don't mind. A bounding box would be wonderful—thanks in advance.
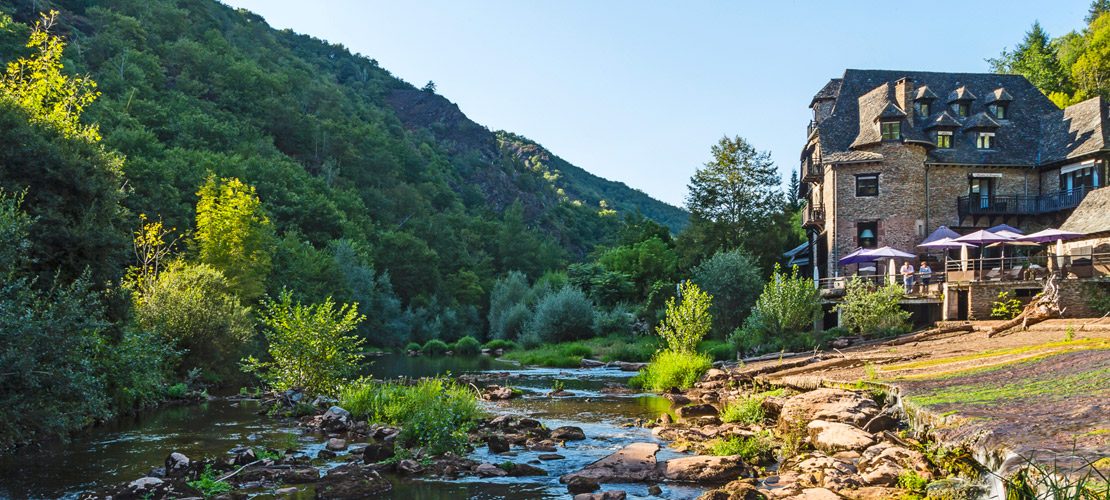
[0,355,706,499]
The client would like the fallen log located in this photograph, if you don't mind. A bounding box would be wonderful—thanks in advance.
[881,323,974,347]
[989,276,1062,338]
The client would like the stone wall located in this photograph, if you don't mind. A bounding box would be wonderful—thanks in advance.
[926,164,1037,229]
[967,279,1105,319]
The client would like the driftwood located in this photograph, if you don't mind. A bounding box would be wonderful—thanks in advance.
[988,276,1063,337]
[881,323,975,347]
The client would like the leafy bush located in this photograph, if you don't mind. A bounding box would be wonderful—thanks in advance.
[97,327,178,412]
[595,303,636,336]
[632,350,713,391]
[837,278,911,336]
[405,342,421,352]
[691,249,763,336]
[824,326,850,338]
[187,464,232,497]
[720,397,766,424]
[488,271,531,340]
[656,281,713,353]
[165,383,188,399]
[753,264,820,337]
[339,377,481,456]
[521,285,596,346]
[421,339,449,356]
[482,339,517,351]
[600,337,658,362]
[243,290,366,397]
[133,260,254,381]
[991,291,1023,319]
[452,336,481,357]
[1082,281,1110,314]
[706,432,775,464]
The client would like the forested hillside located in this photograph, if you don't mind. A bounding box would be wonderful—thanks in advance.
[0,0,683,342]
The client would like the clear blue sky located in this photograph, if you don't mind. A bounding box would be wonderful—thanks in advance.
[224,1,1090,207]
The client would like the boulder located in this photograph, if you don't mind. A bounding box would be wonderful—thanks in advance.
[704,368,729,381]
[233,447,257,465]
[506,462,547,476]
[321,406,352,432]
[857,443,932,486]
[363,440,396,463]
[125,477,166,497]
[782,453,861,491]
[677,404,719,419]
[539,454,566,460]
[657,455,753,483]
[396,459,422,475]
[778,389,879,431]
[581,358,606,368]
[483,385,516,401]
[164,452,190,476]
[316,463,392,498]
[317,449,337,459]
[573,491,628,500]
[696,478,766,499]
[566,475,601,494]
[551,426,586,441]
[476,463,509,477]
[326,438,348,451]
[487,434,511,453]
[806,421,875,453]
[560,442,660,483]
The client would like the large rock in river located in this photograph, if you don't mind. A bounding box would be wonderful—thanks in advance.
[316,463,391,499]
[806,420,875,453]
[778,389,879,431]
[560,443,660,483]
[657,455,753,483]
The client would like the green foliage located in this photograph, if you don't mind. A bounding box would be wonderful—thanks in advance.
[187,464,232,498]
[1082,281,1110,314]
[838,278,911,336]
[699,339,736,361]
[656,281,713,353]
[567,262,636,307]
[0,11,101,141]
[551,379,565,393]
[503,342,593,368]
[98,327,178,411]
[691,249,763,336]
[488,271,531,340]
[991,291,1024,320]
[632,350,713,391]
[720,397,766,424]
[706,432,775,464]
[253,447,282,461]
[481,339,517,351]
[421,339,449,356]
[165,383,188,399]
[594,303,636,336]
[597,236,678,299]
[338,377,481,456]
[897,470,928,494]
[405,342,421,352]
[452,336,481,356]
[521,285,597,346]
[244,290,366,397]
[195,176,275,301]
[753,264,821,338]
[133,261,253,380]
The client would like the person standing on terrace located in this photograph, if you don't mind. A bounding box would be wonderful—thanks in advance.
[918,261,932,289]
[901,261,916,294]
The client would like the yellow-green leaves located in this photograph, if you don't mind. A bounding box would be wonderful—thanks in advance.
[0,11,101,142]
[195,176,274,301]
[655,281,713,353]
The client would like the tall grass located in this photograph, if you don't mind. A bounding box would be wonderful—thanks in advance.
[705,431,775,464]
[338,377,481,456]
[720,396,766,424]
[630,350,713,391]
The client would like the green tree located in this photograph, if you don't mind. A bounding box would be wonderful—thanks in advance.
[989,22,1069,97]
[194,175,275,301]
[521,285,597,346]
[656,281,713,353]
[598,236,678,299]
[752,264,821,338]
[244,290,366,396]
[837,278,911,336]
[488,271,531,340]
[692,249,764,337]
[133,261,254,380]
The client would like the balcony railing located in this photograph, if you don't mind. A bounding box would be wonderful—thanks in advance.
[957,185,1097,218]
[802,204,825,229]
[801,158,820,182]
[943,253,1110,282]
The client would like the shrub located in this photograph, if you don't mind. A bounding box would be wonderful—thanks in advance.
[595,303,636,335]
[656,281,713,353]
[837,278,911,336]
[482,339,517,351]
[752,264,820,338]
[243,290,366,397]
[165,383,189,399]
[421,339,449,356]
[705,432,775,464]
[488,271,530,339]
[405,342,421,352]
[634,350,713,391]
[1083,282,1110,314]
[720,397,766,424]
[600,337,658,362]
[187,464,232,497]
[824,326,850,338]
[522,285,596,345]
[339,377,481,456]
[691,249,763,336]
[452,336,481,357]
[699,339,735,361]
[991,291,1023,319]
[98,327,178,412]
[133,261,254,381]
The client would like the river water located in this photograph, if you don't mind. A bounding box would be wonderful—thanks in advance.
[0,355,705,499]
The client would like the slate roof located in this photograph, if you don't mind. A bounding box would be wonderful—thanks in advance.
[986,88,1013,103]
[914,86,938,100]
[948,86,977,102]
[823,150,884,164]
[808,69,1110,167]
[963,112,1001,130]
[1060,187,1110,235]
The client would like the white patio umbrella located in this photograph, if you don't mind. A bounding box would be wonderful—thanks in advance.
[960,244,969,272]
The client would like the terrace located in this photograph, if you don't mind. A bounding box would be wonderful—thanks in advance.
[956,185,1096,219]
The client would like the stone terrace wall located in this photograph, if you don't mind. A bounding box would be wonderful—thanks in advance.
[968,279,1104,319]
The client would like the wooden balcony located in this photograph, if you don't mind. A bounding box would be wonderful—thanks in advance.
[802,204,825,230]
[801,158,820,182]
[957,185,1097,219]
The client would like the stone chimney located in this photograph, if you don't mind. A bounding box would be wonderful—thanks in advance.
[895,77,914,126]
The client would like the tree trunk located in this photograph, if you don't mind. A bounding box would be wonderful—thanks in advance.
[988,276,1063,337]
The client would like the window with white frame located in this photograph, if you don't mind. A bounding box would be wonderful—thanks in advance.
[936,131,952,148]
[976,132,995,149]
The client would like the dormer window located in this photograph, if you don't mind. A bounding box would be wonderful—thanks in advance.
[915,102,930,116]
[880,121,901,140]
[954,103,969,117]
[976,132,995,149]
[936,131,952,148]
[990,103,1007,119]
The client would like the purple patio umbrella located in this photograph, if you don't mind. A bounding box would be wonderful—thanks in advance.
[862,246,917,259]
[921,226,961,245]
[838,247,876,266]
[953,229,1012,245]
[1014,228,1085,243]
[988,224,1024,235]
[917,237,972,249]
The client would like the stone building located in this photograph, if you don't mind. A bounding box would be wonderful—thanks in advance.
[799,69,1110,279]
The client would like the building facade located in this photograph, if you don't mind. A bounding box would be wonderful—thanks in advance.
[800,69,1110,278]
